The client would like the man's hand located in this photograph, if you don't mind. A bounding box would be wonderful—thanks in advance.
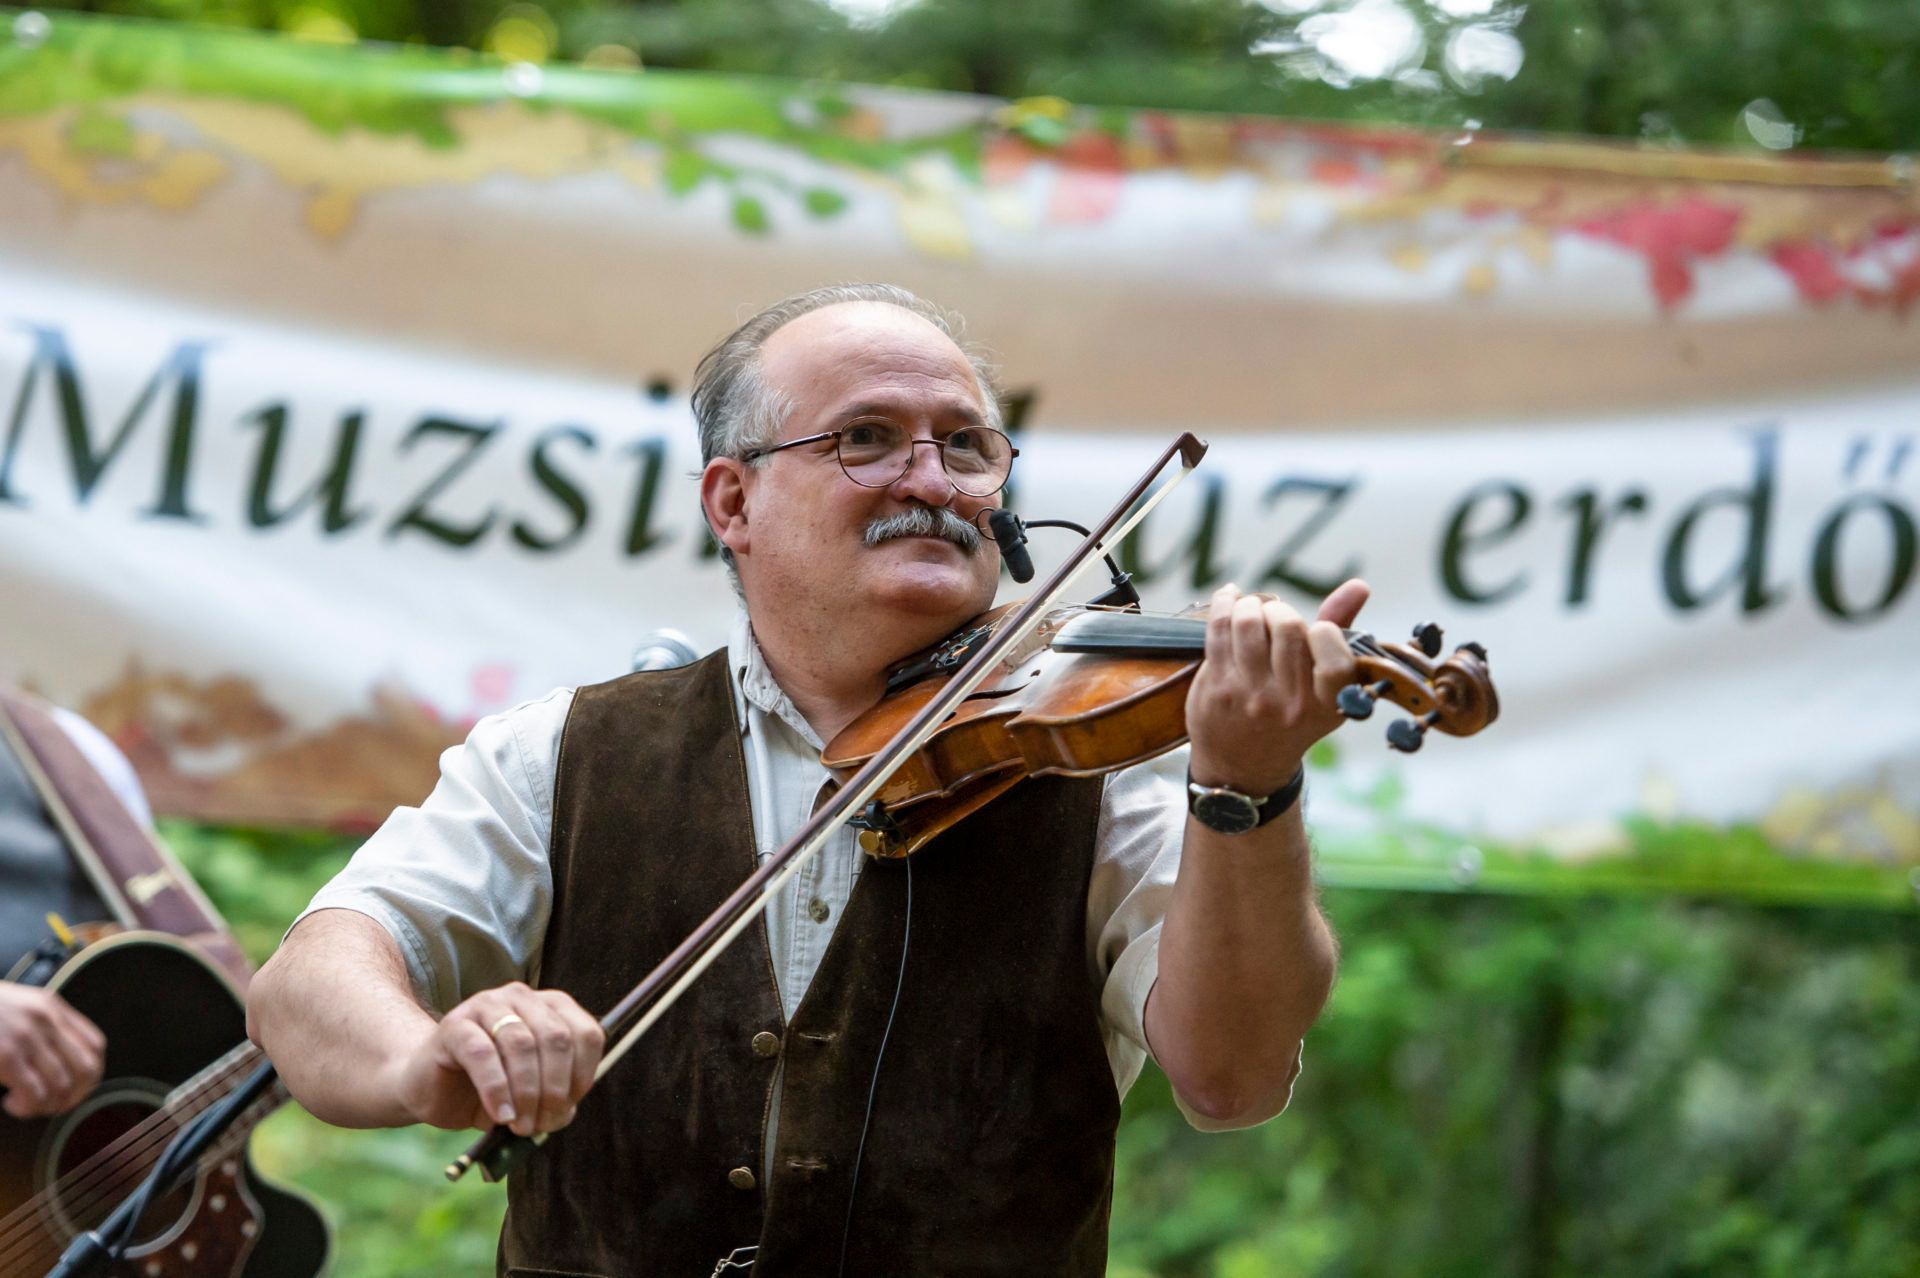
[1185,580,1370,793]
[0,983,106,1118]
[390,982,605,1138]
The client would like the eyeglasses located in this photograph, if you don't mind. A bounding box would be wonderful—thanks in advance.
[741,420,1018,497]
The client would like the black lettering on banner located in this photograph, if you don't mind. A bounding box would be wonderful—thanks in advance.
[513,426,596,553]
[1440,479,1531,605]
[1810,439,1916,623]
[0,324,212,522]
[1660,427,1785,615]
[386,416,501,548]
[243,403,370,533]
[623,437,672,558]
[1257,475,1362,597]
[1558,488,1650,607]
[1118,472,1230,590]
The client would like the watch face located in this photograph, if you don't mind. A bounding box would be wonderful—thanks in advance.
[1192,788,1260,835]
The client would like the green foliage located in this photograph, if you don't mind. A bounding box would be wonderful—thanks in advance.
[1112,889,1920,1277]
[167,824,1920,1277]
[24,0,1920,150]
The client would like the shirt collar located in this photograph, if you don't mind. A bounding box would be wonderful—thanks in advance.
[726,610,825,749]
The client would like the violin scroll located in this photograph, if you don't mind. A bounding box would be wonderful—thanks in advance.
[1337,622,1498,753]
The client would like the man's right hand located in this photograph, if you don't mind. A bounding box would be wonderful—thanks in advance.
[391,982,605,1137]
[0,983,106,1119]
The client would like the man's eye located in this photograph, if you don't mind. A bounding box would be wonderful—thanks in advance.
[843,423,885,447]
[945,428,982,454]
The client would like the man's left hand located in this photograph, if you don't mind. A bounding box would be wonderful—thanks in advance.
[1185,580,1370,795]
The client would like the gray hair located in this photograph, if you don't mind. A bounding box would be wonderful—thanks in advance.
[691,283,1003,468]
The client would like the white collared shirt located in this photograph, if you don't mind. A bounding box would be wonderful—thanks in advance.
[298,614,1272,1133]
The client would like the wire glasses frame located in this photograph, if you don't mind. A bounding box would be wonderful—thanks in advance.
[740,422,1018,497]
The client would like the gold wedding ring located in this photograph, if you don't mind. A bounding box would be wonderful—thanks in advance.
[488,1013,526,1037]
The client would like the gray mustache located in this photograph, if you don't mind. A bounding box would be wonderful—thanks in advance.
[863,506,983,552]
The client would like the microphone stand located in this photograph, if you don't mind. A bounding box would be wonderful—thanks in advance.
[45,1061,281,1278]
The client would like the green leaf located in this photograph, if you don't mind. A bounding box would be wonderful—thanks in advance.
[730,193,770,234]
[67,107,135,157]
[1013,114,1072,148]
[662,148,706,195]
[802,186,848,217]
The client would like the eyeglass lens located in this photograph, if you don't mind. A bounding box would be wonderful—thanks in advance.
[838,422,1012,496]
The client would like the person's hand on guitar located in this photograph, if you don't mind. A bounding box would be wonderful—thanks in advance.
[0,982,105,1118]
[390,981,605,1138]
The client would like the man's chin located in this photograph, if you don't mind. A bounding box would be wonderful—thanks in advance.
[864,546,995,618]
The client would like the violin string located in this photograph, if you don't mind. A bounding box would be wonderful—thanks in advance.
[0,1043,267,1267]
[0,1088,278,1276]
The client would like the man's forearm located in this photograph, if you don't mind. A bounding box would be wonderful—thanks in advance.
[246,908,437,1128]
[1145,804,1336,1125]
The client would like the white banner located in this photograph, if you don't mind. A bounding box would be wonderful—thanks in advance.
[2,15,1915,899]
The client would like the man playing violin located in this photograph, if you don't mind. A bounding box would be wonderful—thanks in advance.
[247,284,1369,1276]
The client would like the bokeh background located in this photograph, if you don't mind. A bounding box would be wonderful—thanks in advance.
[4,1,1918,1275]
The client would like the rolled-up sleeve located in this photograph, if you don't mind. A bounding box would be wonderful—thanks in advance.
[1090,745,1302,1131]
[291,688,573,1013]
[1089,748,1185,1094]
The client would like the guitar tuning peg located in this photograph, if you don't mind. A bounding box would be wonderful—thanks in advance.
[1411,622,1443,658]
[1338,678,1395,721]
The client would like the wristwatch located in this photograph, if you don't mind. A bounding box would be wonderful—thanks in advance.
[1186,765,1306,835]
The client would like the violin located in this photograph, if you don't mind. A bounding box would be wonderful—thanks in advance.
[824,604,1499,858]
[449,429,1500,1184]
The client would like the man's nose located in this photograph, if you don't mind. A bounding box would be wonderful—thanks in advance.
[889,440,955,505]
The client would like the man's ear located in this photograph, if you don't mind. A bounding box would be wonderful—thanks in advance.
[700,458,751,560]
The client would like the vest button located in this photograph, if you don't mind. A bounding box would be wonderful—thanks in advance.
[728,1166,757,1191]
[751,1031,781,1059]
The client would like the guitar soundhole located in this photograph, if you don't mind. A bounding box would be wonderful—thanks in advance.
[43,1082,203,1252]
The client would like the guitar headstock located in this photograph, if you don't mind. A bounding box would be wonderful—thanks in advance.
[1336,621,1499,753]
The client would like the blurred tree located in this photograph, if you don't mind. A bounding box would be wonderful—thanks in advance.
[29,0,1920,151]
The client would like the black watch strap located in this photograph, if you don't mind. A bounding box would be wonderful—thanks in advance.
[1186,764,1306,834]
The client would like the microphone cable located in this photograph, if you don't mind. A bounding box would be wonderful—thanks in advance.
[835,854,912,1278]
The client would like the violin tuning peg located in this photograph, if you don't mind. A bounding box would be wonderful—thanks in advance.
[1411,622,1444,658]
[1386,718,1425,752]
[1387,711,1445,753]
[1338,678,1395,721]
[1458,641,1488,662]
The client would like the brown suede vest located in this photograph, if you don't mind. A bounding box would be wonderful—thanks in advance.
[499,652,1122,1278]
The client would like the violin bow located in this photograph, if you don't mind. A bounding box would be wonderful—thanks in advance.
[448,431,1209,1183]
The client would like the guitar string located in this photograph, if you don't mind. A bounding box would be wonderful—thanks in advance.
[0,1085,279,1275]
[0,1044,267,1268]
[0,1093,280,1277]
[0,1042,258,1243]
[0,1043,259,1261]
[0,1043,259,1266]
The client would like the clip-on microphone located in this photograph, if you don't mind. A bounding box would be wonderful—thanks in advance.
[983,509,1139,609]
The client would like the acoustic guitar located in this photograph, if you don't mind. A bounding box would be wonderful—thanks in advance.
[0,930,329,1278]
